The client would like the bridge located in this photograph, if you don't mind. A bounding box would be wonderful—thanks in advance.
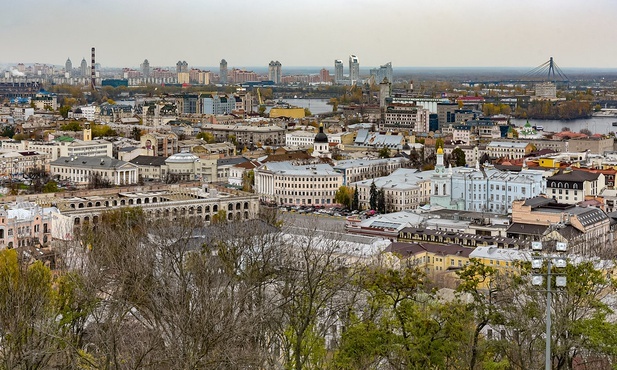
[463,57,570,86]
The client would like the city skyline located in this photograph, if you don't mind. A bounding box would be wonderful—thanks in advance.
[2,0,617,69]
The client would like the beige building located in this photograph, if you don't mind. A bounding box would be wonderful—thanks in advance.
[508,197,611,256]
[546,169,605,204]
[141,132,179,157]
[254,161,343,206]
[51,156,139,186]
[351,168,432,211]
[0,151,49,176]
[486,141,534,159]
[200,123,286,147]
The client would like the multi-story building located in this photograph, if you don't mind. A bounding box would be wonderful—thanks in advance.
[546,168,605,204]
[176,61,189,73]
[0,151,48,176]
[333,157,409,185]
[65,58,72,77]
[369,62,393,84]
[80,58,88,78]
[219,59,228,84]
[201,93,237,115]
[141,59,150,78]
[229,69,257,84]
[140,132,179,157]
[200,123,286,147]
[383,102,430,132]
[430,148,544,213]
[50,156,139,186]
[351,168,431,211]
[486,141,534,160]
[285,130,317,148]
[437,102,458,130]
[535,82,557,99]
[508,196,611,256]
[349,55,359,85]
[334,60,344,84]
[268,61,282,84]
[2,136,113,162]
[0,201,55,249]
[386,241,472,286]
[319,68,330,83]
[254,161,343,206]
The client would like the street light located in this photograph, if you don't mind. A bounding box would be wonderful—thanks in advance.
[530,240,568,370]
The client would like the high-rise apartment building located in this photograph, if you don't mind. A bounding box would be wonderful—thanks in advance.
[176,61,188,73]
[268,61,282,84]
[80,58,88,78]
[141,59,150,78]
[319,68,330,83]
[65,58,72,77]
[370,62,393,84]
[349,55,359,85]
[220,59,228,84]
[334,60,344,84]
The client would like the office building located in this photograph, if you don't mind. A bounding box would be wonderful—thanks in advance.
[268,61,282,84]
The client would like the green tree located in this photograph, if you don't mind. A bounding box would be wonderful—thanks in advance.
[242,170,255,192]
[369,181,377,211]
[60,121,82,131]
[197,131,216,143]
[378,147,391,158]
[376,189,386,214]
[351,185,359,211]
[59,105,71,118]
[212,209,227,223]
[335,186,354,208]
[451,147,467,167]
[435,137,444,150]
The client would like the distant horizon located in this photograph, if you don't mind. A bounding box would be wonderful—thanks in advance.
[3,62,617,73]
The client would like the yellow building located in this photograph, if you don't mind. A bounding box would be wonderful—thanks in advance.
[538,157,561,168]
[468,246,527,287]
[269,107,305,119]
[385,241,472,288]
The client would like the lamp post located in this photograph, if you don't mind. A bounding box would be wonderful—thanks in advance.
[531,240,568,370]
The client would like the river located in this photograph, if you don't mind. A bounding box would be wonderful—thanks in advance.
[510,117,617,135]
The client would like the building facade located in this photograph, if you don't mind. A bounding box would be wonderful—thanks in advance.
[268,61,282,84]
[254,161,343,206]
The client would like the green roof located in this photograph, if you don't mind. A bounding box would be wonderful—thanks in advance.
[54,136,75,142]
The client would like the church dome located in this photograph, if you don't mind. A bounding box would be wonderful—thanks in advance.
[314,124,328,143]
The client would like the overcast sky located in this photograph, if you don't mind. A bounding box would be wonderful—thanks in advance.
[2,0,616,69]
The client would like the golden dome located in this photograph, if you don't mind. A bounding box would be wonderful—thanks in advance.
[437,146,444,155]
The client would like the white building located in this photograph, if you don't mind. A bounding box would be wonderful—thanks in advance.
[350,168,432,212]
[254,161,343,206]
[486,141,533,160]
[50,156,139,186]
[333,157,409,185]
[285,130,316,148]
[546,169,605,204]
[431,148,545,214]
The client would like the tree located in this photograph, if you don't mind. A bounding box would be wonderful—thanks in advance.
[197,131,216,143]
[131,126,142,141]
[351,185,359,211]
[60,121,82,131]
[369,181,377,211]
[435,137,444,150]
[59,105,71,118]
[378,147,391,158]
[242,170,255,192]
[335,186,354,208]
[376,189,386,214]
[451,147,467,167]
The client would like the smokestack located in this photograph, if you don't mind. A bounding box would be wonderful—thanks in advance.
[91,47,96,89]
